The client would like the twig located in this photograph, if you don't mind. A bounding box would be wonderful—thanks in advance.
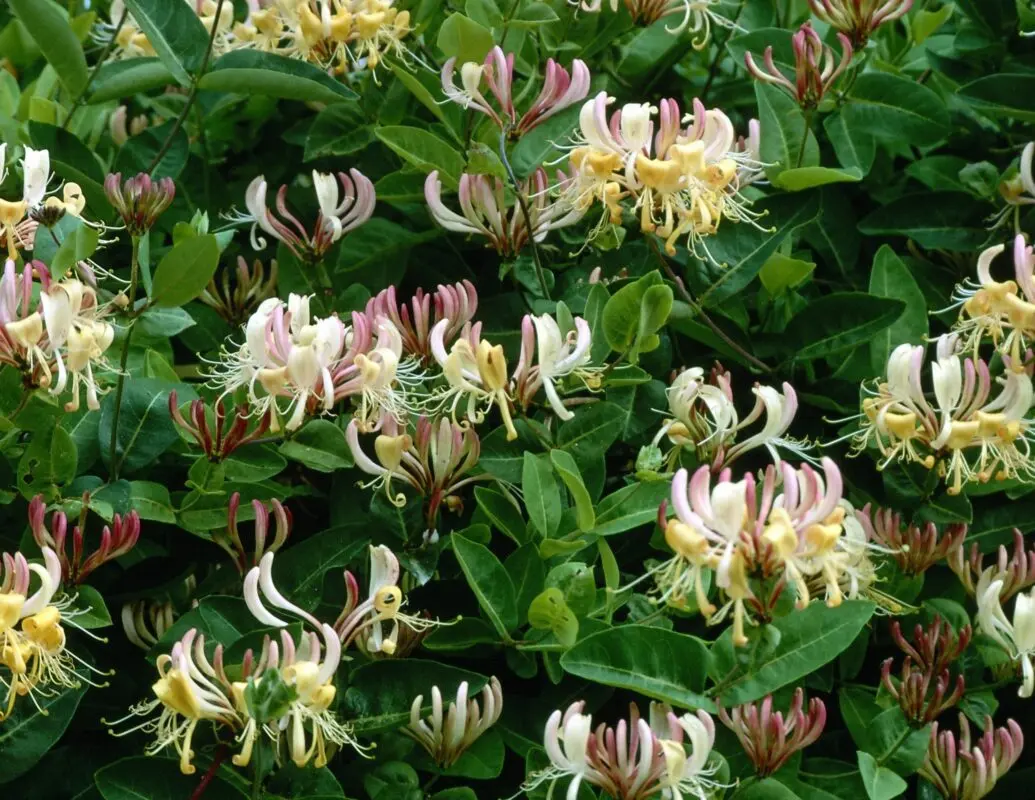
[647,237,772,373]
[499,0,522,48]
[795,108,814,168]
[63,7,128,130]
[147,0,225,174]
[190,746,229,800]
[700,0,747,104]
[498,127,551,300]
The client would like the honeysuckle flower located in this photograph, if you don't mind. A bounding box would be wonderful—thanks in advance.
[521,702,606,799]
[655,708,723,800]
[106,628,241,774]
[952,236,1035,362]
[882,618,970,723]
[976,577,1035,697]
[745,22,852,109]
[579,0,739,45]
[950,529,1035,602]
[199,256,279,325]
[346,415,488,532]
[722,382,812,468]
[919,714,1024,800]
[855,504,966,575]
[121,598,178,650]
[169,390,271,462]
[511,312,601,420]
[239,169,375,259]
[109,105,151,146]
[424,169,584,256]
[652,365,738,465]
[21,147,51,210]
[808,0,913,48]
[209,293,352,432]
[429,318,519,440]
[104,172,175,235]
[403,677,503,767]
[998,143,1035,228]
[365,280,478,362]
[0,145,48,257]
[440,46,590,134]
[29,494,140,585]
[717,689,825,778]
[333,544,447,654]
[849,335,1035,494]
[216,493,292,575]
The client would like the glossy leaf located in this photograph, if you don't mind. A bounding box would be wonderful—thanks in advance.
[8,0,88,95]
[150,235,220,308]
[786,294,906,361]
[451,532,519,637]
[124,0,210,86]
[199,51,360,104]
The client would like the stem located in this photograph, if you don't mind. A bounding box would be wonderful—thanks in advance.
[195,104,212,210]
[795,109,814,169]
[63,7,128,130]
[498,0,522,47]
[190,746,229,800]
[647,238,772,373]
[498,127,550,300]
[147,0,225,174]
[108,235,142,481]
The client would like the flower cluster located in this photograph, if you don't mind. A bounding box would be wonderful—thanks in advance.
[403,677,503,767]
[170,391,271,462]
[850,335,1035,495]
[920,714,1023,800]
[656,457,879,646]
[29,495,140,586]
[102,0,411,74]
[199,256,279,324]
[1,145,88,257]
[1,545,102,720]
[523,700,723,800]
[577,0,739,45]
[651,366,809,471]
[240,169,375,260]
[718,689,826,777]
[808,0,913,48]
[855,504,966,575]
[745,22,853,109]
[0,260,115,412]
[563,92,763,258]
[976,575,1035,698]
[881,618,970,724]
[950,529,1035,602]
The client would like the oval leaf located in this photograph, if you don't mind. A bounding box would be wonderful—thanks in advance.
[150,235,220,308]
[786,293,906,361]
[198,50,359,104]
[8,0,88,95]
[124,0,210,87]
[451,532,519,637]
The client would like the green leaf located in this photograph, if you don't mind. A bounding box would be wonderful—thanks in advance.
[523,452,563,537]
[601,271,663,357]
[375,126,466,188]
[959,74,1035,123]
[278,419,352,472]
[17,424,77,501]
[755,82,819,178]
[858,192,990,251]
[344,659,488,732]
[824,109,875,174]
[150,235,220,308]
[88,58,177,104]
[124,0,211,87]
[388,60,463,141]
[0,684,87,784]
[269,525,369,611]
[437,13,495,62]
[715,601,876,705]
[771,166,863,192]
[68,584,112,629]
[114,120,190,181]
[95,756,246,799]
[336,218,442,274]
[452,532,519,637]
[868,245,927,373]
[304,102,374,161]
[7,0,88,95]
[561,626,714,711]
[199,50,359,104]
[28,122,106,211]
[474,486,527,545]
[857,752,907,800]
[786,293,906,361]
[759,253,816,295]
[136,307,195,338]
[128,480,177,524]
[591,480,670,537]
[556,402,625,461]
[550,450,595,532]
[505,543,546,628]
[98,379,190,474]
[845,73,950,146]
[528,588,579,647]
[50,223,100,277]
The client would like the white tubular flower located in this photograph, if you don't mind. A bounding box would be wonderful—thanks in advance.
[721,382,811,468]
[429,318,518,440]
[977,575,1035,698]
[511,312,600,420]
[21,147,51,209]
[106,629,240,775]
[658,710,721,800]
[652,366,738,467]
[522,702,604,800]
[403,676,503,766]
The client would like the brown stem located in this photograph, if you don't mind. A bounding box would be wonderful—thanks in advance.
[190,745,230,800]
[647,237,772,374]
